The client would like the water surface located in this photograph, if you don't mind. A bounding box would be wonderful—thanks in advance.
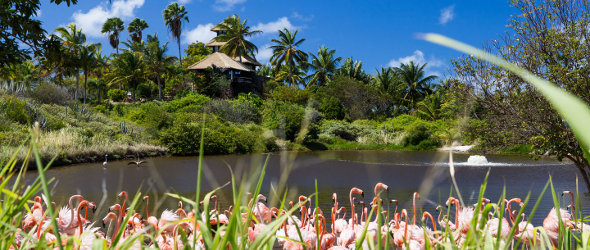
[26,150,585,226]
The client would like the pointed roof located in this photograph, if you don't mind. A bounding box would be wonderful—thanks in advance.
[233,55,262,66]
[187,52,253,72]
[205,41,226,47]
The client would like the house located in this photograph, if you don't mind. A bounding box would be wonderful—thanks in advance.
[187,22,265,96]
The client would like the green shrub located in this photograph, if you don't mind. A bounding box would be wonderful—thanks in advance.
[315,95,345,120]
[135,83,152,99]
[108,89,127,102]
[402,121,439,147]
[268,86,310,105]
[160,114,264,155]
[168,93,210,112]
[0,131,28,146]
[0,96,29,124]
[262,101,305,141]
[127,102,172,131]
[29,82,71,104]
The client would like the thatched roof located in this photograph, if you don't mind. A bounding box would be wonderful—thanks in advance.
[187,52,253,72]
[205,41,226,47]
[233,55,262,66]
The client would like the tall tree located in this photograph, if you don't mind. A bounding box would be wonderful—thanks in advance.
[54,23,86,99]
[101,17,124,53]
[145,34,176,100]
[337,57,370,83]
[1,0,78,67]
[394,61,437,106]
[163,2,188,77]
[213,15,261,61]
[127,18,149,43]
[108,50,148,102]
[306,46,341,86]
[453,0,590,190]
[269,28,307,86]
[79,43,99,103]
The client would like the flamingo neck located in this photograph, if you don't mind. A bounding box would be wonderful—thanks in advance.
[454,200,460,226]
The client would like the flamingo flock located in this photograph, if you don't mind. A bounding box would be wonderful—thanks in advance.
[13,185,588,249]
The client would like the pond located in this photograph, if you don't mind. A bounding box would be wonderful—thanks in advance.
[25,150,586,226]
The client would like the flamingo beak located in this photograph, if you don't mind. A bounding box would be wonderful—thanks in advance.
[102,220,106,228]
[360,192,364,198]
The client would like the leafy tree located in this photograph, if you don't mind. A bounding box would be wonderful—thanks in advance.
[336,57,370,83]
[127,18,149,43]
[1,0,78,67]
[183,41,211,68]
[317,76,389,120]
[108,50,148,102]
[213,15,262,61]
[306,46,341,86]
[453,0,590,190]
[54,23,86,99]
[270,28,308,86]
[145,34,176,100]
[101,17,124,53]
[394,61,437,107]
[163,2,189,77]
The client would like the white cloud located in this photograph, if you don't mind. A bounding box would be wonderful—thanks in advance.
[71,0,145,38]
[182,23,216,44]
[291,12,313,22]
[256,44,273,63]
[253,17,296,34]
[178,0,192,4]
[439,5,455,25]
[213,0,246,11]
[388,50,445,76]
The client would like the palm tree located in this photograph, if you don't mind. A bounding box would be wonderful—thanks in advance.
[163,2,188,76]
[373,67,398,94]
[337,57,370,83]
[55,23,86,99]
[275,64,306,86]
[213,15,262,61]
[101,17,124,53]
[145,34,176,100]
[256,64,272,77]
[306,46,341,86]
[79,43,99,103]
[127,18,149,43]
[269,28,307,86]
[108,50,148,102]
[393,61,437,107]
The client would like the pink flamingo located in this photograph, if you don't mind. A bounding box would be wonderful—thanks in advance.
[337,187,363,248]
[57,194,84,234]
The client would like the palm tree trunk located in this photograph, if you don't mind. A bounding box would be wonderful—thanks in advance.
[288,63,292,87]
[157,74,162,100]
[75,71,79,100]
[83,71,87,104]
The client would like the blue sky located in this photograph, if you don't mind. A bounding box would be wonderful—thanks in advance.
[38,0,517,77]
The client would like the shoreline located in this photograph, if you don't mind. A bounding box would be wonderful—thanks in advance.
[17,142,537,169]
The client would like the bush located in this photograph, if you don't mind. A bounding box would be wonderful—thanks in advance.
[206,94,263,123]
[30,82,71,104]
[315,95,345,120]
[262,101,305,141]
[160,114,264,155]
[135,83,152,99]
[0,96,29,124]
[108,89,127,102]
[127,102,172,131]
[268,86,310,105]
[402,121,440,147]
[168,93,210,112]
